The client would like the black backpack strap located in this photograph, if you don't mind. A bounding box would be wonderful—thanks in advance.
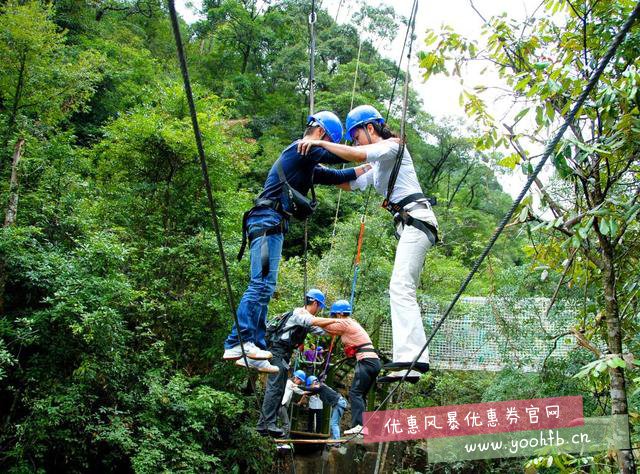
[277,160,317,207]
[381,142,406,209]
[237,210,285,278]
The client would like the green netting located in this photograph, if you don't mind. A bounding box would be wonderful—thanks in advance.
[378,297,577,372]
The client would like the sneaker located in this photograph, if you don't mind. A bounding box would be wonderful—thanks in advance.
[223,342,272,361]
[276,443,292,451]
[235,358,279,374]
[246,345,273,360]
[344,425,366,435]
[267,426,285,438]
[377,369,422,384]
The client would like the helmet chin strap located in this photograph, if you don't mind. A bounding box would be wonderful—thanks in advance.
[363,126,373,144]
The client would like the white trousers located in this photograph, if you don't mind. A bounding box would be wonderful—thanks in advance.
[389,209,435,364]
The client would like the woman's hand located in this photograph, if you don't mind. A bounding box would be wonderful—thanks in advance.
[297,139,323,156]
[355,163,372,177]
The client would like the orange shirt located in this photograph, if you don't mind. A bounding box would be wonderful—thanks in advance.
[311,317,378,361]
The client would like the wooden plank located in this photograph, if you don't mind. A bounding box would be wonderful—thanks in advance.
[274,438,349,444]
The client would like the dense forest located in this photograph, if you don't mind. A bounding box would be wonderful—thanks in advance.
[0,0,638,472]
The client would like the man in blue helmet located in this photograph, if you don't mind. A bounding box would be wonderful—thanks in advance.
[224,111,371,373]
[298,105,437,384]
[256,289,328,437]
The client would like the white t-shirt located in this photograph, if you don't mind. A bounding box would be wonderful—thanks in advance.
[309,394,323,410]
[350,140,437,228]
[279,307,325,343]
[282,379,306,406]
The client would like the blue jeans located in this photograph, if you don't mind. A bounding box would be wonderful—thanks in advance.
[225,208,284,349]
[330,397,347,440]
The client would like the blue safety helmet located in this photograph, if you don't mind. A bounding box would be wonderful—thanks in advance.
[330,299,352,316]
[293,370,307,382]
[306,288,326,309]
[345,105,385,141]
[306,375,319,387]
[308,110,343,144]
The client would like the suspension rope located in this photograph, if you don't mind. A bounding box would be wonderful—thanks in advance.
[343,0,640,444]
[318,335,336,381]
[328,37,364,246]
[349,216,366,308]
[167,0,266,415]
[308,0,317,115]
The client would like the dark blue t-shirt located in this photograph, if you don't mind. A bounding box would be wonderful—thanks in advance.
[258,141,357,216]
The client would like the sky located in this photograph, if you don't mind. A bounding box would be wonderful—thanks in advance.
[174,0,549,198]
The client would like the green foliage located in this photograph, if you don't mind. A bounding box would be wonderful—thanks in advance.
[0,0,539,472]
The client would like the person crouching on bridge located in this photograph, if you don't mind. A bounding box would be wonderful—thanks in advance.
[303,375,347,440]
[310,300,380,436]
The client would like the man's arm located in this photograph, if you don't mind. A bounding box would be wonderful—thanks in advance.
[313,164,371,185]
[298,138,401,163]
[350,167,374,192]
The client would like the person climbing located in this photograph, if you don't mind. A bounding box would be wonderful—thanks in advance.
[297,105,438,384]
[309,299,380,436]
[223,111,371,373]
[278,370,308,438]
[303,343,324,363]
[303,375,347,440]
[256,289,327,437]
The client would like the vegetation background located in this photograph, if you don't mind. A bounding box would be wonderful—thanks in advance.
[0,0,637,472]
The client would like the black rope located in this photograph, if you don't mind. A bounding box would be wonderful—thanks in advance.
[308,0,317,115]
[384,0,418,122]
[167,0,268,422]
[366,0,640,427]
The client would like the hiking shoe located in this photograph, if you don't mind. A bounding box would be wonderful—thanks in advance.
[235,358,279,374]
[377,369,421,384]
[268,426,285,438]
[344,425,367,435]
[223,342,272,361]
[383,361,429,373]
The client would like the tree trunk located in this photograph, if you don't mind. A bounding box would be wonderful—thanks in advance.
[1,56,26,162]
[599,234,636,474]
[0,138,24,315]
[5,138,25,226]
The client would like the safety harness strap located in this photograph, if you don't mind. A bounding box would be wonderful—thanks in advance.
[237,210,286,277]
